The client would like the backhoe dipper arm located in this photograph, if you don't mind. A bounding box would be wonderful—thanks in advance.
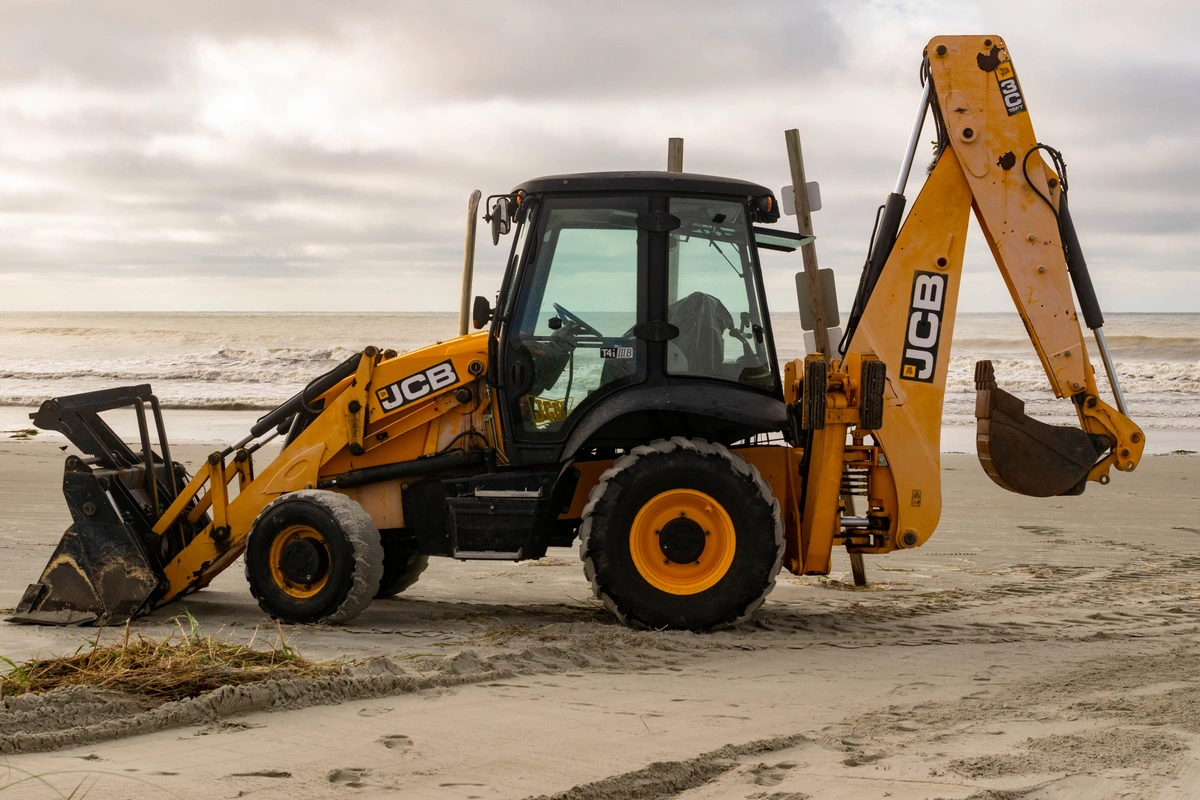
[839,35,1144,551]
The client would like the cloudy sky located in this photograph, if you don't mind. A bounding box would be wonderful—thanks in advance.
[0,1,1194,313]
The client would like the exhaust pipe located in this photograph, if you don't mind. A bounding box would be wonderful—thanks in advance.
[459,190,483,336]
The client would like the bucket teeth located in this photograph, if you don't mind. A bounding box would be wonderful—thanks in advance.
[974,359,997,391]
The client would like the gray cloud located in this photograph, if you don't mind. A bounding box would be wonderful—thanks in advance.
[0,0,1194,312]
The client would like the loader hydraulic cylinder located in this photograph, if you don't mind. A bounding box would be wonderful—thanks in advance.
[242,351,363,445]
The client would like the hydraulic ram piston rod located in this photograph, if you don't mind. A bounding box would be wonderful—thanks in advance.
[895,79,932,196]
[841,79,933,356]
[1093,328,1128,415]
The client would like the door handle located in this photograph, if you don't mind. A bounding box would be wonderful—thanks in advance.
[510,358,531,394]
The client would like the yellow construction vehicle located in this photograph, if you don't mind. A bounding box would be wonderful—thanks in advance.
[12,35,1144,631]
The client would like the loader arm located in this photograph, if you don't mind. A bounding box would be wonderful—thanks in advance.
[832,35,1143,553]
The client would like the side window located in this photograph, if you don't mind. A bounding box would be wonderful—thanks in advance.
[509,200,644,435]
[666,198,773,390]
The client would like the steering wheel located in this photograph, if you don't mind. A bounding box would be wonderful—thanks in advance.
[552,303,603,338]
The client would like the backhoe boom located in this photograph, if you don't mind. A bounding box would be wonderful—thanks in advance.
[828,34,1143,554]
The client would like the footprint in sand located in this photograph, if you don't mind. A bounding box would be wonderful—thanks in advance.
[747,761,799,786]
[1019,524,1065,537]
[328,768,368,786]
[357,706,393,717]
[842,751,887,767]
[379,734,413,750]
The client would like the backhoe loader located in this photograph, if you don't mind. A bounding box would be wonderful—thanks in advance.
[12,35,1144,631]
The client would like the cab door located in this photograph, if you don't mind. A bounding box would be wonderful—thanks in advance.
[498,196,648,463]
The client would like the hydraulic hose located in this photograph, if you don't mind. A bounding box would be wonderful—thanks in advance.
[254,351,363,437]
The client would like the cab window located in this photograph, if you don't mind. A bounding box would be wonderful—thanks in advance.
[666,198,773,390]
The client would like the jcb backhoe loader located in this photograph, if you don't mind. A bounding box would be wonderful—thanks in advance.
[12,35,1144,631]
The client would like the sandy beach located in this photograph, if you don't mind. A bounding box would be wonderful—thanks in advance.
[0,436,1198,799]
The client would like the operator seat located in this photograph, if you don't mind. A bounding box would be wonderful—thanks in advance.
[667,291,735,378]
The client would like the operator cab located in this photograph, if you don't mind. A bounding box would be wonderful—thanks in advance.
[479,172,811,466]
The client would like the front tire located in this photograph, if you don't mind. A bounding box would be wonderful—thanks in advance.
[579,437,783,631]
[245,490,384,624]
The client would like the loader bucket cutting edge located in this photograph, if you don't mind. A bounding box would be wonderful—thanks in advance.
[973,360,1103,498]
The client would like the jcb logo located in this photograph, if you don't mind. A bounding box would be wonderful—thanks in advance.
[377,359,460,412]
[994,62,1026,116]
[900,272,946,383]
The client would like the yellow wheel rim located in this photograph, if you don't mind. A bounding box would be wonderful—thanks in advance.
[629,489,736,595]
[268,524,331,599]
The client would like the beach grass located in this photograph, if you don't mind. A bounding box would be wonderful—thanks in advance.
[0,611,341,702]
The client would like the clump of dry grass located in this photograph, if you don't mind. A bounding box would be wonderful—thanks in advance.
[0,612,342,702]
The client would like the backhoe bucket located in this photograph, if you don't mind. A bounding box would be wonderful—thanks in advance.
[9,386,196,626]
[974,361,1103,497]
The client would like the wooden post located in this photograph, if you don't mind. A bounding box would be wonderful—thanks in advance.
[785,128,868,587]
[667,138,684,172]
[785,129,830,358]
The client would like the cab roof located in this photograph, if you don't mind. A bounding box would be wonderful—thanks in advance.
[515,171,774,200]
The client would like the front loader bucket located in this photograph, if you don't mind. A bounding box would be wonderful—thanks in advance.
[9,385,198,627]
[10,458,164,625]
[974,361,1103,497]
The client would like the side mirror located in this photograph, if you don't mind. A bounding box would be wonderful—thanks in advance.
[472,296,493,330]
[489,197,511,245]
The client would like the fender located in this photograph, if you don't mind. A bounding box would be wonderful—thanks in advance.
[560,383,788,461]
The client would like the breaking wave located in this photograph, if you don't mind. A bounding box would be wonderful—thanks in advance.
[0,312,1196,431]
[952,335,1200,362]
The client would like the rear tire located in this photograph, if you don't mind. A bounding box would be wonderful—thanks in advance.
[375,536,429,599]
[245,490,384,624]
[579,437,783,631]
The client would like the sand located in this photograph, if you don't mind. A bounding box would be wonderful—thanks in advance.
[0,435,1198,799]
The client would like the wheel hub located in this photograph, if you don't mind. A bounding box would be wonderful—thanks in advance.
[280,538,327,584]
[628,488,737,596]
[659,517,706,564]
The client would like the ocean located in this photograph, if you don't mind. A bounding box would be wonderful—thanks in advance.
[0,311,1196,453]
